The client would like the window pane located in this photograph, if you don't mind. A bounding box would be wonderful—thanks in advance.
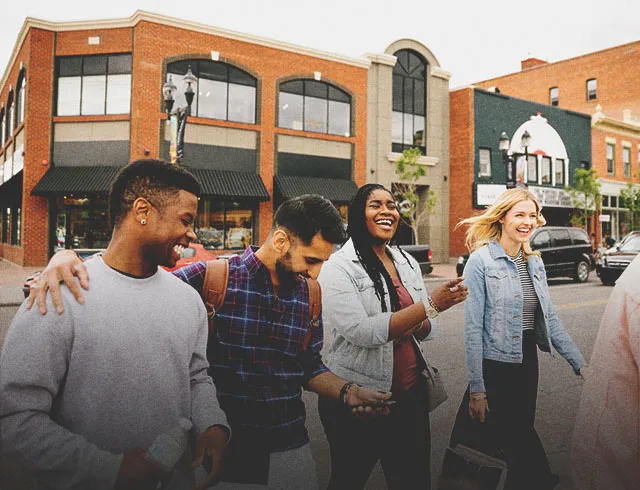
[57,77,81,115]
[83,56,107,76]
[394,50,409,75]
[414,79,425,116]
[392,74,403,112]
[328,86,349,103]
[197,200,224,250]
[19,77,25,123]
[304,96,327,133]
[527,155,537,182]
[555,158,564,185]
[403,78,413,113]
[413,115,425,147]
[228,83,256,123]
[623,147,631,177]
[81,75,106,115]
[225,203,253,249]
[607,144,615,173]
[166,73,198,115]
[280,80,303,95]
[279,92,303,130]
[479,148,491,176]
[59,57,82,77]
[305,81,328,99]
[198,78,226,119]
[403,113,413,145]
[392,111,403,144]
[199,61,227,82]
[228,66,255,87]
[167,60,192,78]
[328,100,350,136]
[549,87,558,105]
[108,54,132,75]
[553,229,572,247]
[106,74,131,114]
[541,156,552,183]
[587,79,597,100]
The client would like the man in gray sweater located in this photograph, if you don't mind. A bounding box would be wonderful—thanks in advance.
[0,160,229,489]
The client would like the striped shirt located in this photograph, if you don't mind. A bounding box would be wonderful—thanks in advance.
[509,250,539,331]
[172,246,327,452]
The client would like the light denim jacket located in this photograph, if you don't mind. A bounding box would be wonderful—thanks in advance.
[318,239,436,391]
[463,241,584,393]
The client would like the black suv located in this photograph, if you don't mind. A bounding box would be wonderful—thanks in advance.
[457,226,594,283]
[597,231,640,285]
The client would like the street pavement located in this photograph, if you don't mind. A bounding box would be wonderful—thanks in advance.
[0,259,612,489]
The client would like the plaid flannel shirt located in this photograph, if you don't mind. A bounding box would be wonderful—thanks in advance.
[173,246,328,452]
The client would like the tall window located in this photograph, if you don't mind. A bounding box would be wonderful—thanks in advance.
[279,79,350,136]
[15,70,25,127]
[5,92,13,141]
[586,78,597,100]
[167,60,257,124]
[555,158,565,186]
[606,143,615,174]
[549,87,559,106]
[56,54,132,116]
[541,156,552,184]
[196,199,254,250]
[623,147,631,177]
[0,107,4,148]
[392,49,427,154]
[478,148,491,177]
[527,154,537,183]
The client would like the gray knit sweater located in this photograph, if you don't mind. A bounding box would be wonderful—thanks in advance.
[0,257,228,489]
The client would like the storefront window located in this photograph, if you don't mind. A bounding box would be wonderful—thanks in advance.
[196,199,253,250]
[55,197,110,251]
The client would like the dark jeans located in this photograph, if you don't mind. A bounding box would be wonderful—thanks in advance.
[319,376,431,490]
[450,330,555,490]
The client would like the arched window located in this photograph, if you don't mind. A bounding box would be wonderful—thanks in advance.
[5,91,13,141]
[15,70,26,126]
[166,60,257,124]
[392,49,426,154]
[279,79,351,136]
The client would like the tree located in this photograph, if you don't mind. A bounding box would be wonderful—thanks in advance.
[619,180,640,230]
[393,147,436,244]
[567,168,601,230]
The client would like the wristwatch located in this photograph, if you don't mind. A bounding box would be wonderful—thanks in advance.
[423,296,440,318]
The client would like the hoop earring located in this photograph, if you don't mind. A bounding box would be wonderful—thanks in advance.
[140,219,147,225]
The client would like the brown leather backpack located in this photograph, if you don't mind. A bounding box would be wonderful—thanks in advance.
[201,259,322,351]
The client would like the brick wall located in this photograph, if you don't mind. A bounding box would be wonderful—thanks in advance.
[476,41,640,120]
[449,88,476,258]
[592,127,640,182]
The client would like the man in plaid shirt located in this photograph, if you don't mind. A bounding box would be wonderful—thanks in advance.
[31,194,392,489]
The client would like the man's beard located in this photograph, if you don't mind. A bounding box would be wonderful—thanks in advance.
[275,253,302,291]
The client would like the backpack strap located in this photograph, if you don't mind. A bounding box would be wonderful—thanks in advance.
[201,259,229,334]
[302,278,322,351]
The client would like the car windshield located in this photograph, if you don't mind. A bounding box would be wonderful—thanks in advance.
[619,236,640,252]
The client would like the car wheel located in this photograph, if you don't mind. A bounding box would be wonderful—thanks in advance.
[600,273,615,286]
[574,261,590,283]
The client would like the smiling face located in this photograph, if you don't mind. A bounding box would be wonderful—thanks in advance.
[364,189,400,243]
[145,189,198,268]
[276,232,335,288]
[498,199,539,254]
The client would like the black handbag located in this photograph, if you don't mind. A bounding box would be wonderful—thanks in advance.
[437,443,507,490]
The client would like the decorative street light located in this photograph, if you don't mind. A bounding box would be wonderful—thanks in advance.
[499,129,531,189]
[162,65,197,163]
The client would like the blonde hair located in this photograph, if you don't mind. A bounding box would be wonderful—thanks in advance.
[456,188,546,257]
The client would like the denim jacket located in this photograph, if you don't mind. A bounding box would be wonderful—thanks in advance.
[463,241,584,393]
[318,239,436,391]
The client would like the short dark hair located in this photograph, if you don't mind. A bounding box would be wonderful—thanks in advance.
[272,194,347,246]
[108,159,201,229]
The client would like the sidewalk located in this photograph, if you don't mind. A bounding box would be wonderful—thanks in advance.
[0,258,40,306]
[425,262,458,282]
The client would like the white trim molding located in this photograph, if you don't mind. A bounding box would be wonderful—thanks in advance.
[386,152,438,167]
[605,136,617,144]
[431,67,452,80]
[364,53,397,67]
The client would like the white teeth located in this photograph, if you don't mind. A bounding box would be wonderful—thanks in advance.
[375,219,393,226]
[173,245,185,256]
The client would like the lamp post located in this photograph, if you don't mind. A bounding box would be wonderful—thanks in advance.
[162,66,197,163]
[499,129,531,189]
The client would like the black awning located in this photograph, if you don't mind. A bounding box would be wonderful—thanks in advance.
[191,169,270,201]
[274,176,358,204]
[32,166,121,195]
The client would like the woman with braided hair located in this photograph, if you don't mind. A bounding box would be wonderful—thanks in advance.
[317,183,468,489]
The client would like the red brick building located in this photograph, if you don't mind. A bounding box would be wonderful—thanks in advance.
[475,41,640,241]
[0,11,370,266]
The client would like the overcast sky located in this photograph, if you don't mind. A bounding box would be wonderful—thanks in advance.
[1,0,639,88]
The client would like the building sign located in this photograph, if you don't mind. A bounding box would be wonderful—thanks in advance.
[476,184,507,206]
[528,186,574,208]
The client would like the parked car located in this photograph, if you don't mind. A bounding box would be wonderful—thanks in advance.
[397,244,433,275]
[597,231,640,285]
[162,243,218,272]
[456,226,594,283]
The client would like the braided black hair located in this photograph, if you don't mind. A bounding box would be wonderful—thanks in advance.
[347,184,415,313]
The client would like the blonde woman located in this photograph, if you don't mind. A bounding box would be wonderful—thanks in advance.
[448,188,583,490]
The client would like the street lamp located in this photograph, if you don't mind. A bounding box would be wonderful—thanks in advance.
[499,130,531,189]
[162,65,197,163]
